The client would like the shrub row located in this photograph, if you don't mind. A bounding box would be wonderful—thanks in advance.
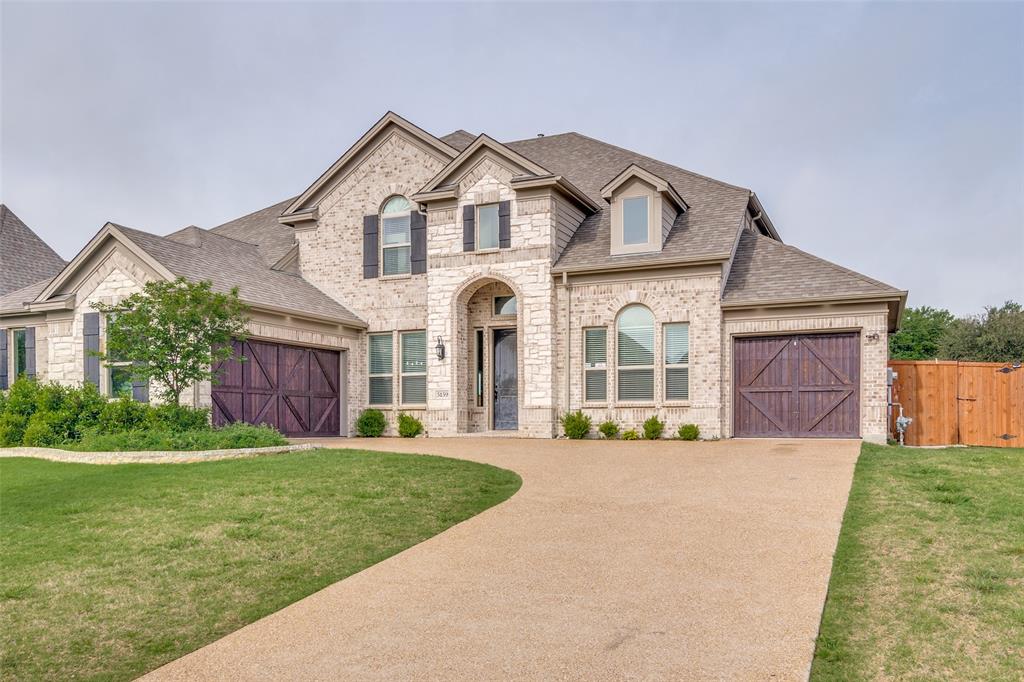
[0,377,285,450]
[355,409,424,438]
[560,411,700,441]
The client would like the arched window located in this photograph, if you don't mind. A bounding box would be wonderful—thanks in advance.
[617,304,655,401]
[380,196,412,276]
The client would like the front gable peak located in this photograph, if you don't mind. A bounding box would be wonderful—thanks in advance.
[280,112,458,224]
[415,134,551,198]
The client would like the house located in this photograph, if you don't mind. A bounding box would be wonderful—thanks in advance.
[0,112,906,441]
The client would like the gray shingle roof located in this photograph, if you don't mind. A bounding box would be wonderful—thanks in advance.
[440,130,476,151]
[723,230,903,305]
[207,197,298,266]
[1,204,67,296]
[0,277,53,315]
[112,224,364,326]
[503,133,752,272]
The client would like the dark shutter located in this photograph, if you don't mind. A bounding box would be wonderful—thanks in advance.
[498,200,511,248]
[84,312,100,387]
[363,214,379,279]
[24,327,35,379]
[0,329,7,390]
[462,204,475,252]
[410,210,427,274]
[132,363,149,403]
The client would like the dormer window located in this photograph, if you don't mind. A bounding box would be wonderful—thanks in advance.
[602,164,688,257]
[622,196,649,245]
[381,196,412,276]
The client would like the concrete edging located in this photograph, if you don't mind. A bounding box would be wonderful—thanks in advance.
[0,443,320,465]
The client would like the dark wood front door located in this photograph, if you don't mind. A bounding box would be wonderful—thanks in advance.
[493,329,518,430]
[734,332,860,438]
[211,339,342,437]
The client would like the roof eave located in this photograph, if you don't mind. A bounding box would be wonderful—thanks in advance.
[245,300,367,330]
[552,254,731,276]
[509,175,600,214]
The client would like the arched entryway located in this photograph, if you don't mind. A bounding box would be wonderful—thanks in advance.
[453,276,523,434]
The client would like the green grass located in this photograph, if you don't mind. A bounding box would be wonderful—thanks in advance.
[811,443,1024,681]
[0,449,521,681]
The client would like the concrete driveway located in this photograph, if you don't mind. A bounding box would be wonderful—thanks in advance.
[144,437,860,681]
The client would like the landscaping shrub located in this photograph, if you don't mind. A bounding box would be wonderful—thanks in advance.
[0,413,29,447]
[72,423,287,452]
[598,420,620,439]
[560,410,592,439]
[678,423,700,441]
[21,412,61,447]
[98,395,149,434]
[355,408,387,437]
[146,403,210,432]
[642,415,665,440]
[397,412,424,438]
[621,428,640,441]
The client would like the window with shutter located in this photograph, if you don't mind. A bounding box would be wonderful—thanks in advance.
[400,331,427,405]
[477,204,499,250]
[368,333,393,405]
[380,196,412,276]
[584,328,607,402]
[616,305,654,401]
[12,329,27,379]
[664,323,689,401]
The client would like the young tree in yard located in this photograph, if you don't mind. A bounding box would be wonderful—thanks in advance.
[92,278,249,404]
[888,306,955,360]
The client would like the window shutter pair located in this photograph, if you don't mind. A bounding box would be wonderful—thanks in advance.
[24,328,35,379]
[365,211,427,277]
[83,312,100,387]
[463,200,512,251]
[0,329,7,390]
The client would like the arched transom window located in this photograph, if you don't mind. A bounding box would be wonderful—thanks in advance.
[381,195,412,276]
[616,304,655,401]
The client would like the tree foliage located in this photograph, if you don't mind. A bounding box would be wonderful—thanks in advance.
[889,301,1023,363]
[92,278,249,404]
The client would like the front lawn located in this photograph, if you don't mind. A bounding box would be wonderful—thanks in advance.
[0,449,521,681]
[812,443,1024,680]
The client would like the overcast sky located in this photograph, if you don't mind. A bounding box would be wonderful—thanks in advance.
[2,1,1021,314]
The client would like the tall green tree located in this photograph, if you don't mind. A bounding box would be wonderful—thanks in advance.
[92,278,249,404]
[939,301,1024,363]
[888,306,955,360]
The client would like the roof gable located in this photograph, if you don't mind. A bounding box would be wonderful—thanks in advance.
[282,112,457,218]
[0,204,67,296]
[416,134,551,196]
[600,164,688,213]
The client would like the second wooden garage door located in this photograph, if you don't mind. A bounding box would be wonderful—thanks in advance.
[211,339,342,437]
[734,332,860,438]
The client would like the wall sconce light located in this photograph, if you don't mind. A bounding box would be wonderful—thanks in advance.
[866,332,880,342]
[435,336,446,360]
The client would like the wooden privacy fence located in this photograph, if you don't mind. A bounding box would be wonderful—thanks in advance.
[888,360,1023,447]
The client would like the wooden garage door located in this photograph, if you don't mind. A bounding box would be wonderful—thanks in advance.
[734,333,860,438]
[211,339,342,437]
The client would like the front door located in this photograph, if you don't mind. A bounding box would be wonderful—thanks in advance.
[493,329,518,430]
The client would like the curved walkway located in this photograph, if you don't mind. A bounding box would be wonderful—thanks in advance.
[144,437,860,681]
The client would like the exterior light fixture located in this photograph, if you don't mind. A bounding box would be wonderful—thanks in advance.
[435,336,446,360]
[866,332,880,342]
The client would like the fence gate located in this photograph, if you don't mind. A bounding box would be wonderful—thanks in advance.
[889,360,1022,447]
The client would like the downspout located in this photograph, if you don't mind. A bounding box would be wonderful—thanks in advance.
[563,271,572,414]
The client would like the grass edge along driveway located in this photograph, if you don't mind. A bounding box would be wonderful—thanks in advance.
[0,448,521,681]
[811,443,1024,681]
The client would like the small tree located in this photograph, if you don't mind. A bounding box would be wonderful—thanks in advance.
[92,278,249,404]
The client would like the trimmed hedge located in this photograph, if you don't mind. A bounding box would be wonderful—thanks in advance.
[560,410,592,439]
[397,413,424,438]
[0,377,285,451]
[355,409,386,437]
[642,415,665,440]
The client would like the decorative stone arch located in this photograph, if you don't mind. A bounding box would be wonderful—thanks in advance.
[578,290,673,328]
[450,270,526,432]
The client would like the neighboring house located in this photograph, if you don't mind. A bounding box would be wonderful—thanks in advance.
[1,204,67,296]
[0,112,906,441]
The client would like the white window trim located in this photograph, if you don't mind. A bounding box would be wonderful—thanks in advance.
[380,199,412,278]
[610,185,662,256]
[368,332,394,406]
[583,327,608,404]
[399,330,427,407]
[476,203,500,252]
[663,322,690,404]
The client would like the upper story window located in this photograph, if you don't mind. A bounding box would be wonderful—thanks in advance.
[477,204,500,250]
[622,196,649,246]
[381,196,412,276]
